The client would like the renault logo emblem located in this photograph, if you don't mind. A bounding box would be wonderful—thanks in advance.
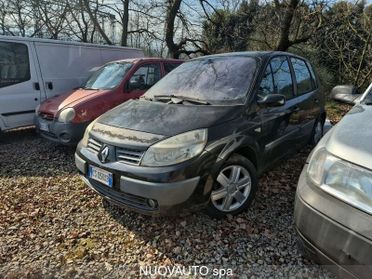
[98,145,110,163]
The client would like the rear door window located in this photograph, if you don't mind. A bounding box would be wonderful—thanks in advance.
[306,61,318,88]
[290,58,315,95]
[129,63,161,90]
[0,41,30,88]
[270,56,294,100]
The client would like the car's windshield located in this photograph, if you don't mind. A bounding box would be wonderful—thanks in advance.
[144,56,258,104]
[84,62,132,90]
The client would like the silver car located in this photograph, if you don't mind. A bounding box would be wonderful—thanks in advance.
[294,82,372,279]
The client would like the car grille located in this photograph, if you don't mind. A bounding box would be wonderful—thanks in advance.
[87,138,102,154]
[87,138,145,165]
[116,147,144,165]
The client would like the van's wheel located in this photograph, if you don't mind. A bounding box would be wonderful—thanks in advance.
[309,119,324,145]
[206,154,258,218]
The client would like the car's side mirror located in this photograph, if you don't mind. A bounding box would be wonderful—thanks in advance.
[127,76,146,91]
[257,94,286,107]
[331,85,360,105]
[127,80,140,91]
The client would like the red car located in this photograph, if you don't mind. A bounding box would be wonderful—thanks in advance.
[35,58,182,145]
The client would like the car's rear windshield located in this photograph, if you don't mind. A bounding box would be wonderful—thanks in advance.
[84,62,132,90]
[144,56,258,105]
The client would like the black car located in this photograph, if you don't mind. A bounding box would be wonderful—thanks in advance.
[75,51,325,218]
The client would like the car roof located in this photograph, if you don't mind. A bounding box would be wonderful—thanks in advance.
[0,35,143,51]
[109,57,182,64]
[191,51,308,61]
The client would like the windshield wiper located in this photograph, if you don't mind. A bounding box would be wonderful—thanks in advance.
[152,95,211,105]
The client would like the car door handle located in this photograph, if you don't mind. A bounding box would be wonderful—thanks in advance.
[45,81,53,90]
[33,82,40,90]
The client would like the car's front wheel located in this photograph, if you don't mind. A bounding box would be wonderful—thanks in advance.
[206,154,258,218]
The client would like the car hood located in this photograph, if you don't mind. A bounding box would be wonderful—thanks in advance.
[39,88,106,116]
[326,105,372,170]
[96,99,242,137]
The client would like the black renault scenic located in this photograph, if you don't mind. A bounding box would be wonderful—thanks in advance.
[75,51,325,218]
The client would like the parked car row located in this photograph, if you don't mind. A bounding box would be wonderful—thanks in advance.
[1,35,370,278]
[70,50,371,278]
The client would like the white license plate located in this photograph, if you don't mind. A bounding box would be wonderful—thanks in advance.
[39,122,49,132]
[88,165,113,187]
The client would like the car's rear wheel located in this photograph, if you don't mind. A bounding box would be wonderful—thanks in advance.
[310,119,324,145]
[206,154,258,218]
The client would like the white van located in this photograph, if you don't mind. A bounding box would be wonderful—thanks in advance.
[0,35,144,132]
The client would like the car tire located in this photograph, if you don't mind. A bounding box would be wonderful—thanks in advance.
[309,119,324,146]
[206,154,258,219]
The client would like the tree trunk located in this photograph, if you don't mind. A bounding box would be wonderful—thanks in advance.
[276,0,299,51]
[165,0,182,58]
[83,0,113,45]
[121,0,129,46]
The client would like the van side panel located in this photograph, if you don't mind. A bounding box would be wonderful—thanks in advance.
[0,40,42,129]
[34,43,103,99]
[34,43,144,100]
[100,48,144,63]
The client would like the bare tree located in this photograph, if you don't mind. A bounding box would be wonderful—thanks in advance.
[31,0,70,39]
[164,0,182,57]
[318,2,372,89]
[0,0,35,36]
[250,0,325,51]
[82,0,113,44]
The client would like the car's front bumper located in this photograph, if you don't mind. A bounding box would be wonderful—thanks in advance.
[294,165,372,279]
[35,115,89,145]
[75,145,217,216]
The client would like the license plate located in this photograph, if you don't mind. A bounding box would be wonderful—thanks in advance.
[88,165,113,187]
[39,122,49,132]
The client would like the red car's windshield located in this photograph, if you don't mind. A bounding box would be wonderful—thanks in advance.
[84,62,132,90]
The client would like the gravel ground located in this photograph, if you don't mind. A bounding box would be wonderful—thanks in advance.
[0,127,338,279]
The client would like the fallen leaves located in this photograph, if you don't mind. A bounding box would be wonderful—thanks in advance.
[0,121,344,278]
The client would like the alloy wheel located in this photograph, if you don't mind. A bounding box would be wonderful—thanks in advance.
[211,165,252,212]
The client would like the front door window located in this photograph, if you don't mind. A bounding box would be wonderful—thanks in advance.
[129,63,161,91]
[270,56,294,100]
[0,41,30,88]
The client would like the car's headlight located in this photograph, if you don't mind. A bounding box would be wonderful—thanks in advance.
[307,148,372,214]
[58,108,75,123]
[81,120,95,147]
[141,129,208,167]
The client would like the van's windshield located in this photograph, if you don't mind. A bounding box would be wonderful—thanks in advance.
[84,62,132,90]
[144,56,257,105]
